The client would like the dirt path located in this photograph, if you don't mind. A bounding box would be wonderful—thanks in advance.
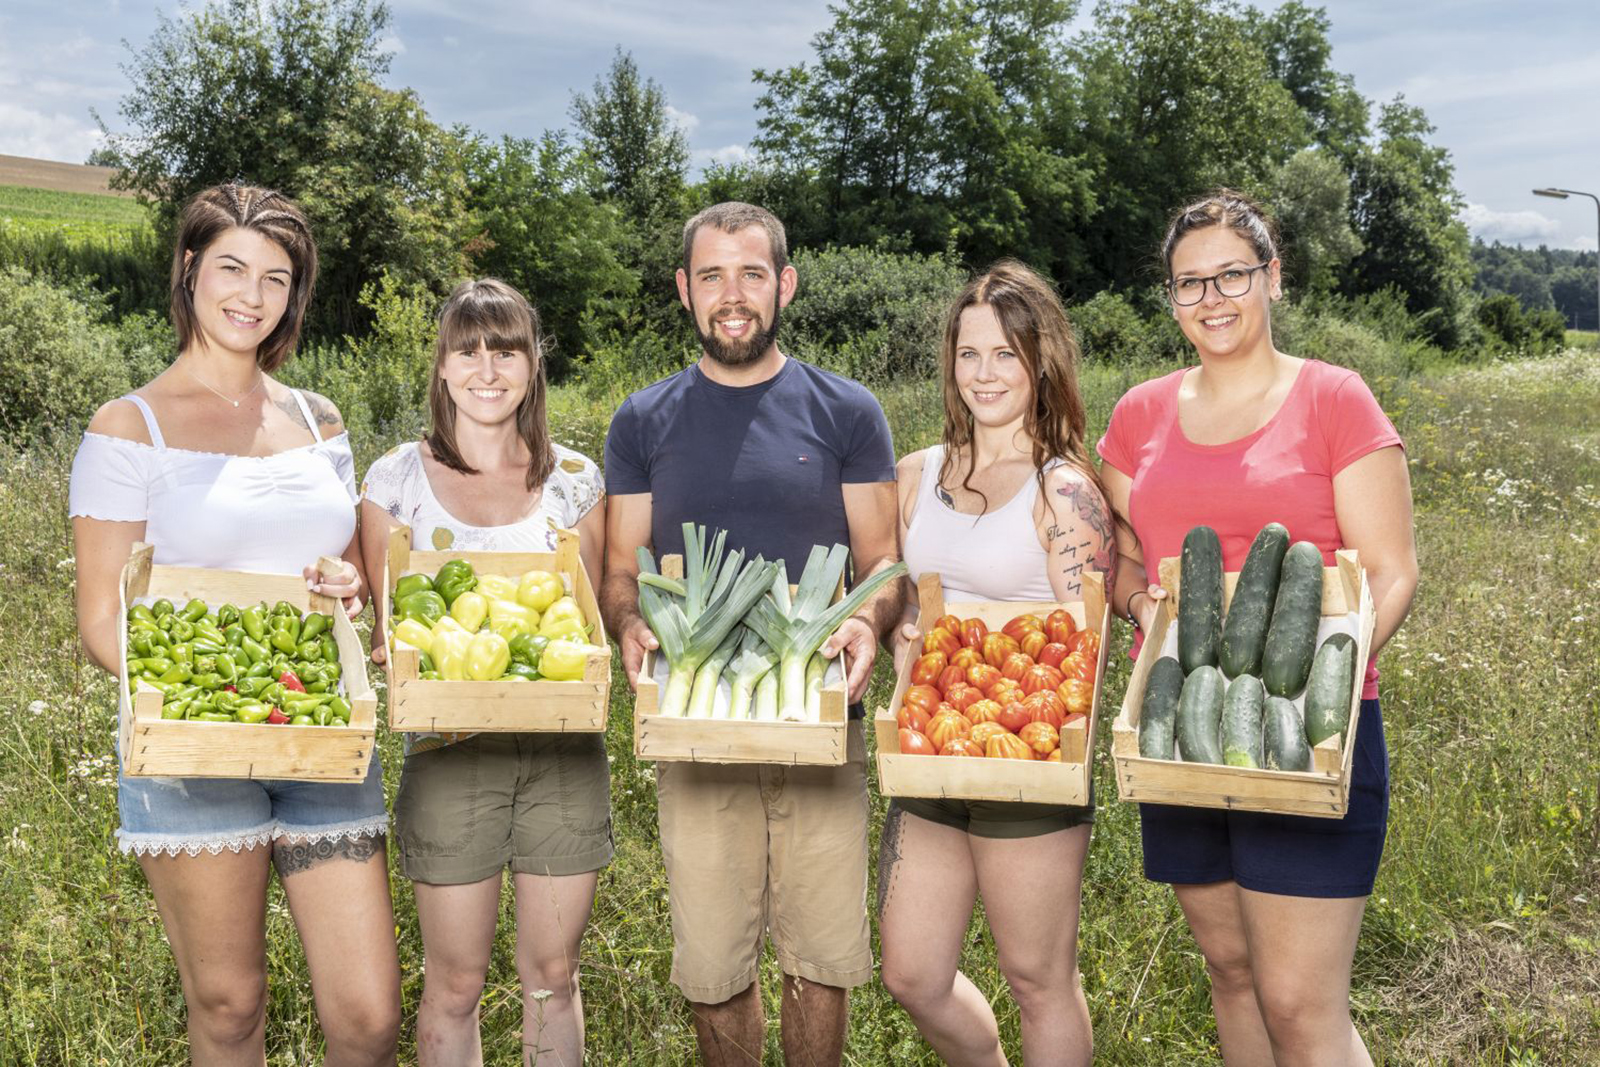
[0,154,130,196]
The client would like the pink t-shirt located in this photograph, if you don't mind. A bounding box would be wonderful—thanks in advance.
[1097,359,1402,699]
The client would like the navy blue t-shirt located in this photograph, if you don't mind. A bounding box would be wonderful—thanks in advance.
[605,358,897,570]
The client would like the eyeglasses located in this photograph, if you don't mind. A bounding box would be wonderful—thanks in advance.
[1167,263,1270,306]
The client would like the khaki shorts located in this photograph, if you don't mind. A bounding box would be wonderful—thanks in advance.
[395,732,613,885]
[657,720,871,1003]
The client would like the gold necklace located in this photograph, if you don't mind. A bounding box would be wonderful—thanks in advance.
[184,363,265,408]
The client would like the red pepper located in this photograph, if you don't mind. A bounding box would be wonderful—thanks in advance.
[266,707,290,725]
[224,685,237,693]
[278,670,306,693]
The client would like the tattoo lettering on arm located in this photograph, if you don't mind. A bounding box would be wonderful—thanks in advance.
[876,805,906,918]
[1053,479,1119,599]
[272,832,383,878]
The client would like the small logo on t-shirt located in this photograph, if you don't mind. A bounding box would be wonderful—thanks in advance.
[797,454,811,464]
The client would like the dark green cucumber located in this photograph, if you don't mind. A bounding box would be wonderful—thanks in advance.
[1304,632,1357,746]
[1221,674,1266,768]
[1262,541,1324,697]
[1219,523,1289,678]
[1176,665,1225,764]
[1262,695,1311,771]
[1178,525,1223,674]
[1138,657,1185,760]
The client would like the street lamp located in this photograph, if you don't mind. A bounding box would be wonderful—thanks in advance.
[1533,187,1600,332]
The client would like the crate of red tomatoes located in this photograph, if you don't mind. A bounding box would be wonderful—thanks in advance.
[872,572,1110,805]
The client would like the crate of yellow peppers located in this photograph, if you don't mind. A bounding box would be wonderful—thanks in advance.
[378,524,611,733]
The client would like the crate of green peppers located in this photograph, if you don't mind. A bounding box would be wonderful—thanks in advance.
[117,543,377,781]
[378,524,611,733]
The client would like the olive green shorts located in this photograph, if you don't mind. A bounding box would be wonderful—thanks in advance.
[394,732,613,885]
[892,791,1094,839]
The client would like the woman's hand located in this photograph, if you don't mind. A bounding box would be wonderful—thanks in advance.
[305,558,364,620]
[1129,584,1167,633]
[891,621,920,676]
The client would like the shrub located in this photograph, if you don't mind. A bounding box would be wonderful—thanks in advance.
[1069,291,1148,364]
[0,267,130,437]
[0,219,166,320]
[1272,300,1426,383]
[1478,293,1529,352]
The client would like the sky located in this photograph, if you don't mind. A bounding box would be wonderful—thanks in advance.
[1,0,1596,251]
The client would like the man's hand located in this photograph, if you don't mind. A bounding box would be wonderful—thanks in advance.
[820,616,877,703]
[620,616,659,690]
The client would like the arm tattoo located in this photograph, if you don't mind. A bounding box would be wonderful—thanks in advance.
[1054,480,1118,597]
[272,832,383,878]
[876,805,906,918]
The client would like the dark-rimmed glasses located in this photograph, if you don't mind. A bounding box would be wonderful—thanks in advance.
[1167,263,1270,306]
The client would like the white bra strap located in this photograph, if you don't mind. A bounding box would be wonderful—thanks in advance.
[121,394,167,450]
[291,389,323,443]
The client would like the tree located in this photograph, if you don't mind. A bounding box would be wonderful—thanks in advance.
[1269,148,1360,296]
[1551,261,1598,330]
[1251,2,1368,163]
[95,0,472,336]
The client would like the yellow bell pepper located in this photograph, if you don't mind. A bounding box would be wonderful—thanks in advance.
[466,631,511,681]
[431,628,472,681]
[488,598,538,638]
[537,596,587,639]
[477,574,519,601]
[517,570,563,613]
[450,590,489,633]
[538,638,594,681]
[392,618,434,656]
[432,614,470,637]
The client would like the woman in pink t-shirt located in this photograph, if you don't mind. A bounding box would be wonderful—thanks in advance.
[1098,191,1417,1065]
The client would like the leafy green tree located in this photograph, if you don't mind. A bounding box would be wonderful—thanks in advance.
[1269,148,1361,295]
[95,0,472,336]
[1551,262,1598,330]
[1251,2,1368,162]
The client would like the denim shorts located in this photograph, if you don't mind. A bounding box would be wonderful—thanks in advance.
[116,746,389,858]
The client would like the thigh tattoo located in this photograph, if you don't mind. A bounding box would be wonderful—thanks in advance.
[272,833,384,878]
[876,806,906,918]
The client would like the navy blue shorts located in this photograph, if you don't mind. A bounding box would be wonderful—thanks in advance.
[1140,698,1388,899]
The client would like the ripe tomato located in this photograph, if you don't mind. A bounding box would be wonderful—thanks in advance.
[1061,711,1087,730]
[898,728,936,756]
[1045,608,1076,646]
[1067,628,1101,662]
[1045,747,1063,762]
[986,678,1023,706]
[1020,630,1048,659]
[935,664,967,695]
[910,651,947,687]
[963,698,1003,726]
[1000,651,1035,683]
[944,682,982,712]
[1019,720,1059,757]
[896,704,933,734]
[923,627,961,658]
[971,721,1012,748]
[940,737,984,757]
[966,663,1002,693]
[996,700,1032,734]
[1022,689,1066,729]
[1020,664,1065,696]
[984,731,1034,760]
[927,710,972,750]
[1060,651,1096,683]
[903,685,942,716]
[961,617,989,650]
[983,632,1021,668]
[951,647,983,671]
[1002,613,1044,643]
[932,614,962,639]
[1036,642,1070,669]
[1057,678,1094,715]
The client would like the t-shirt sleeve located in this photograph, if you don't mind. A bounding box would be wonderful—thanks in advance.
[603,397,652,495]
[1324,371,1403,475]
[841,389,897,483]
[68,434,152,522]
[325,436,359,505]
[555,447,606,524]
[360,445,417,522]
[1097,395,1137,476]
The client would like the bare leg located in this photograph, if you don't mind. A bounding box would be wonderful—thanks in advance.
[512,870,598,1067]
[690,982,765,1067]
[972,823,1093,1066]
[275,834,401,1067]
[138,848,272,1067]
[876,807,1006,1066]
[1173,882,1275,1067]
[779,974,849,1067]
[1240,889,1372,1067]
[411,875,503,1067]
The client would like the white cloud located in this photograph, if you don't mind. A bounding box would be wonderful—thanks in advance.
[692,143,752,170]
[1460,203,1564,246]
[664,105,699,134]
[0,102,104,164]
[377,32,406,56]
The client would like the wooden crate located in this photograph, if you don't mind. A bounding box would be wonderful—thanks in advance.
[1111,549,1375,818]
[379,524,611,733]
[872,571,1110,805]
[633,555,849,765]
[117,544,377,782]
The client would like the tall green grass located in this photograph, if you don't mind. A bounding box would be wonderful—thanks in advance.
[0,353,1596,1063]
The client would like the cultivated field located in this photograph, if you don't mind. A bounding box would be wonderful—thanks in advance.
[1,349,1596,1065]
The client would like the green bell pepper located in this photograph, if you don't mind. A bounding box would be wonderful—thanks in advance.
[418,652,436,674]
[169,619,195,642]
[188,672,225,691]
[270,630,300,655]
[240,636,268,666]
[217,604,240,629]
[169,642,194,666]
[398,590,447,628]
[509,634,549,670]
[128,603,158,627]
[433,560,478,608]
[327,696,352,722]
[289,714,316,726]
[503,662,541,682]
[179,598,208,623]
[157,665,192,686]
[320,635,338,664]
[234,701,271,724]
[301,613,331,642]
[394,573,434,601]
[161,701,190,720]
[241,606,267,642]
[297,639,324,662]
[214,653,237,682]
[151,598,175,618]
[419,670,444,680]
[271,600,300,618]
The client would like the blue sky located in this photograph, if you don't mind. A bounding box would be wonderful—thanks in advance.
[2,1,1596,250]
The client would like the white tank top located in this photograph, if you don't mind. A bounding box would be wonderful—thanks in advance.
[68,392,358,574]
[902,445,1059,603]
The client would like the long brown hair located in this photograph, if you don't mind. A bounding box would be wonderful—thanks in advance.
[170,183,317,373]
[425,278,554,492]
[937,259,1111,524]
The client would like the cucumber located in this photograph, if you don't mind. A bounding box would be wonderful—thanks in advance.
[1176,665,1225,764]
[1219,523,1289,678]
[1262,695,1311,771]
[1304,632,1357,746]
[1221,674,1266,768]
[1178,525,1223,674]
[1138,657,1185,760]
[1261,541,1324,697]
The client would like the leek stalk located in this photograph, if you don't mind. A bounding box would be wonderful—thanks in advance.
[688,628,741,718]
[726,629,776,721]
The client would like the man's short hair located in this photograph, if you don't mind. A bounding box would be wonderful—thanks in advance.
[681,201,788,276]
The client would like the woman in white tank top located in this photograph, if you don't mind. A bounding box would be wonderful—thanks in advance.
[68,185,399,1063]
[878,261,1116,1066]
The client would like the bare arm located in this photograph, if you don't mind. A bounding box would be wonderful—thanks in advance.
[297,396,363,618]
[1332,446,1417,656]
[75,516,145,675]
[359,499,400,662]
[826,479,901,702]
[888,450,928,672]
[600,491,656,688]
[1037,467,1117,604]
[1100,463,1165,632]
[573,498,606,621]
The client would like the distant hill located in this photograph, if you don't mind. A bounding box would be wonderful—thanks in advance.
[0,154,130,197]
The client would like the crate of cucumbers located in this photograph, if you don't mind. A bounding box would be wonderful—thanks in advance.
[379,524,611,733]
[633,524,906,765]
[1111,524,1375,818]
[117,543,378,782]
[872,571,1111,805]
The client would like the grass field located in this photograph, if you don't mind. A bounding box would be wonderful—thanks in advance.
[0,349,1596,1065]
[0,183,150,241]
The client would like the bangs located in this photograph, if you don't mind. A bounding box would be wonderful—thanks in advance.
[437,289,536,356]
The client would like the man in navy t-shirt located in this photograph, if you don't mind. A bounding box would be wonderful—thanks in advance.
[601,202,899,1066]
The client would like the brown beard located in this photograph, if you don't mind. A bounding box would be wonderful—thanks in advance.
[689,295,782,367]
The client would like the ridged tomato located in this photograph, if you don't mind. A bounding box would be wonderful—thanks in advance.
[983,632,1021,668]
[927,710,972,750]
[1020,664,1065,695]
[899,728,936,756]
[996,700,1032,734]
[961,617,988,650]
[1020,630,1048,659]
[910,651,947,687]
[986,678,1023,706]
[1061,711,1087,728]
[951,647,983,671]
[1057,678,1093,715]
[1022,689,1066,729]
[940,737,983,757]
[1059,652,1095,683]
[1019,720,1059,757]
[1045,608,1076,646]
[966,663,1002,693]
[984,731,1034,760]
[933,614,962,639]
[896,704,933,734]
[923,627,961,658]
[970,721,1012,748]
[1002,614,1044,642]
[935,664,967,695]
[1000,651,1034,683]
[903,685,943,715]
[1067,628,1101,662]
[944,682,983,712]
[1045,747,1063,762]
[963,698,1003,726]
[1036,642,1070,669]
